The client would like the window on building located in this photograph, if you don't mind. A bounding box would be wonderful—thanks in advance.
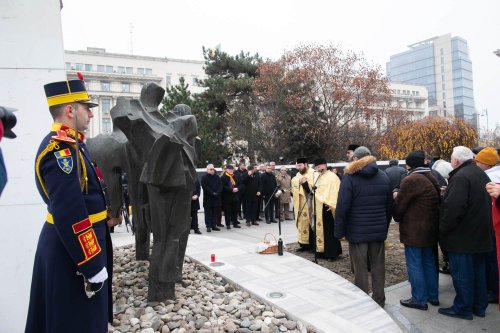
[165,75,172,86]
[75,63,83,71]
[97,65,105,72]
[145,68,152,75]
[442,92,446,99]
[126,67,133,74]
[415,91,419,96]
[137,68,144,75]
[101,81,110,91]
[442,74,445,81]
[117,66,125,73]
[85,64,93,71]
[441,65,444,73]
[443,101,447,108]
[192,77,198,86]
[65,62,72,70]
[101,98,111,114]
[122,82,130,92]
[106,65,113,73]
[102,118,112,133]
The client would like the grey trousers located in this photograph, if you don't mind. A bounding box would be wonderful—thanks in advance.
[349,241,386,306]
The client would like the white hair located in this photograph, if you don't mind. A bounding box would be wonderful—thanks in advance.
[451,146,473,165]
[432,160,453,179]
[206,164,214,170]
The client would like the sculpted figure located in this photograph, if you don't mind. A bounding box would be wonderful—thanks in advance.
[88,83,198,300]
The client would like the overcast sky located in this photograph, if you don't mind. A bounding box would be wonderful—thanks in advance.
[61,0,500,131]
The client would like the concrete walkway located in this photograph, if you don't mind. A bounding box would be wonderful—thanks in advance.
[111,216,500,333]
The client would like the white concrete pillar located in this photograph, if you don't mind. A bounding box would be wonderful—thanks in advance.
[0,1,65,331]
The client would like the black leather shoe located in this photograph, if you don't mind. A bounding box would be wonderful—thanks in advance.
[207,228,211,232]
[271,220,277,223]
[295,247,310,252]
[212,227,221,231]
[400,298,428,310]
[194,229,202,235]
[473,311,485,318]
[246,222,251,226]
[226,225,231,230]
[428,299,440,306]
[251,221,259,226]
[266,220,271,224]
[233,224,241,228]
[438,307,472,320]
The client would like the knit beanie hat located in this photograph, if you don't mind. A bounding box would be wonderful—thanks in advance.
[405,150,426,169]
[475,147,499,166]
[352,146,371,159]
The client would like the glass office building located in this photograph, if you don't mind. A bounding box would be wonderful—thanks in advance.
[387,34,476,127]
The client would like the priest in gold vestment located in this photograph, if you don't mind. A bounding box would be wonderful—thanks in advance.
[303,158,342,259]
[291,157,315,251]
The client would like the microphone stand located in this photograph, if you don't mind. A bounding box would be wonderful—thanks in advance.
[263,185,279,211]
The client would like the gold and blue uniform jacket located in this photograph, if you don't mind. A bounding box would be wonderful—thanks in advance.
[25,123,112,333]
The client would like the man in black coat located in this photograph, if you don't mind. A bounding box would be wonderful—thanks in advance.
[261,164,278,223]
[201,164,222,232]
[235,161,247,220]
[241,164,262,226]
[190,178,202,234]
[385,159,406,191]
[438,146,494,320]
[334,146,392,307]
[220,164,241,229]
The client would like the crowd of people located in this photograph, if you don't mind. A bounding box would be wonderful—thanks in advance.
[192,161,296,234]
[26,76,500,332]
[193,143,500,319]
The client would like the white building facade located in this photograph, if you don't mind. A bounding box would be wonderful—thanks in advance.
[65,47,205,137]
[389,82,428,120]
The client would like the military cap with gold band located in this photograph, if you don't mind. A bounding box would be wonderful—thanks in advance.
[44,76,98,108]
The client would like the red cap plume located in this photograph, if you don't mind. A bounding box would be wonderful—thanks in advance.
[76,72,84,80]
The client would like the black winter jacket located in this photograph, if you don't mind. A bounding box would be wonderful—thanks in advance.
[334,156,392,243]
[261,172,277,196]
[201,173,222,208]
[439,159,493,253]
[220,172,239,204]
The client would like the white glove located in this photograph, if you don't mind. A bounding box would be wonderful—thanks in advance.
[88,267,108,283]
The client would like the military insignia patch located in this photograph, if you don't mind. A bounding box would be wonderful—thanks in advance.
[54,149,73,174]
[77,229,101,264]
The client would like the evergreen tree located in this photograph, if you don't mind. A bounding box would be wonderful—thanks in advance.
[194,47,262,164]
[160,77,192,115]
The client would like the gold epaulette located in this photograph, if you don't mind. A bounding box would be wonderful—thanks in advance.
[35,140,87,199]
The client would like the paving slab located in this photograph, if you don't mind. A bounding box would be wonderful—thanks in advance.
[111,214,500,332]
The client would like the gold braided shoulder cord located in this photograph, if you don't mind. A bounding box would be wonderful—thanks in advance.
[35,140,88,199]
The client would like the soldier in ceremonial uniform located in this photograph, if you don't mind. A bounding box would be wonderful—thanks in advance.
[25,77,113,333]
[291,157,315,251]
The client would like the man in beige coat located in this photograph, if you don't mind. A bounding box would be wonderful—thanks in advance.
[276,166,292,221]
